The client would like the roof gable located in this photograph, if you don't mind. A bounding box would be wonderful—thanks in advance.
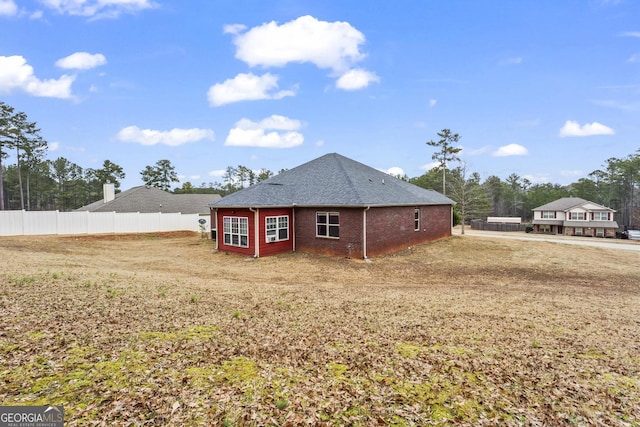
[211,153,454,208]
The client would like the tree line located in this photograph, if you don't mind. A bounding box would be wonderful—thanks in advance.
[421,129,640,228]
[1,103,638,228]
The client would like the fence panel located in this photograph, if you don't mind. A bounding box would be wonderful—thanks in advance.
[58,211,89,235]
[0,210,206,236]
[0,210,25,236]
[23,211,59,235]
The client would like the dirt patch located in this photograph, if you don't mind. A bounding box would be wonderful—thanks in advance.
[1,235,638,426]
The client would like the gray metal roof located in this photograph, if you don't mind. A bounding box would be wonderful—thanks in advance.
[532,197,613,212]
[76,186,220,214]
[210,153,454,208]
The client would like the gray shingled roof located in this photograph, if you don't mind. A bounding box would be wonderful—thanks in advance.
[532,197,613,212]
[210,153,454,208]
[76,186,220,214]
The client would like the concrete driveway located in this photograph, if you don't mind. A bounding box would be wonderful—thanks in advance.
[452,226,640,252]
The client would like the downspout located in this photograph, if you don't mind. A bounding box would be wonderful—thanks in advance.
[363,206,370,259]
[292,203,296,252]
[212,208,219,251]
[249,207,259,258]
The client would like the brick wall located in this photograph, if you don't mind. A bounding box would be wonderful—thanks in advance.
[294,205,452,258]
[366,205,452,257]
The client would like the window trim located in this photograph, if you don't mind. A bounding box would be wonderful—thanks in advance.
[265,215,289,243]
[414,208,420,231]
[316,211,340,239]
[569,212,586,221]
[223,216,249,248]
[593,212,609,221]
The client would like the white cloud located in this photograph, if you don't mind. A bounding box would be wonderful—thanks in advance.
[225,115,304,148]
[208,169,226,178]
[49,141,60,151]
[231,15,366,72]
[463,146,491,156]
[0,0,17,16]
[492,143,528,157]
[558,120,614,137]
[522,173,550,184]
[116,126,214,146]
[627,53,640,63]
[386,166,405,177]
[429,99,437,107]
[499,57,523,65]
[207,72,295,107]
[620,31,640,37]
[420,161,440,170]
[561,169,583,178]
[0,55,75,98]
[223,23,246,35]
[335,68,379,90]
[55,52,106,70]
[40,0,156,18]
[315,139,325,147]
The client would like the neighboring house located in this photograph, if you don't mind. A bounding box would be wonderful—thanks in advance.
[209,153,455,259]
[77,184,220,214]
[531,197,618,238]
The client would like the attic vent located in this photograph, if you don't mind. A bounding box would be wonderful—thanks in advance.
[268,183,284,186]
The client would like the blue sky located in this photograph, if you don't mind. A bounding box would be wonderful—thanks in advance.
[1,0,639,191]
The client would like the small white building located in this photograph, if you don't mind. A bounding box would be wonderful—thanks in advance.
[531,197,618,238]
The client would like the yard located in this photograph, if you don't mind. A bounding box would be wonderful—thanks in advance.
[1,232,638,426]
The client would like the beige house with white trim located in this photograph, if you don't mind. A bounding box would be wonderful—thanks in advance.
[531,197,618,238]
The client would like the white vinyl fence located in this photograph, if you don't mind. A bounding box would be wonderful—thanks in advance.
[0,210,211,237]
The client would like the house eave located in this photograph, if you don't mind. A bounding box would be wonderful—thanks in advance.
[211,202,454,210]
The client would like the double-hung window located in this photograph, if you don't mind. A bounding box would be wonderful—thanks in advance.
[593,212,608,221]
[569,212,586,220]
[414,208,420,231]
[266,215,289,242]
[223,216,249,248]
[316,212,339,238]
[542,211,555,219]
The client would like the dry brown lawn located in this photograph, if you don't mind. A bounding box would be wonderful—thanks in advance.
[0,232,639,426]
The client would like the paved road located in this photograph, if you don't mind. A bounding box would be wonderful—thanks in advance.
[452,226,640,252]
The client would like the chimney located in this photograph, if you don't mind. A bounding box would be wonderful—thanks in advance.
[103,182,115,203]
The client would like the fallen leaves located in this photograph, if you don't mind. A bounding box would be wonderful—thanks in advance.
[0,234,638,425]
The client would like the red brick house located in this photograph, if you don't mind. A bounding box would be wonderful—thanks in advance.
[209,153,454,259]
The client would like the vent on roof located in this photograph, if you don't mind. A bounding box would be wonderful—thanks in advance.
[268,183,284,186]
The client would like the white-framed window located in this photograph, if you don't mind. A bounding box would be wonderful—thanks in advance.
[593,212,609,221]
[414,208,420,231]
[574,227,583,236]
[569,212,586,220]
[542,211,555,219]
[223,216,249,248]
[540,224,551,233]
[266,215,289,242]
[316,212,339,238]
[596,228,604,237]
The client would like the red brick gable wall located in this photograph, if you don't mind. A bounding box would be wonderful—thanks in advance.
[365,205,452,257]
[294,205,452,258]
